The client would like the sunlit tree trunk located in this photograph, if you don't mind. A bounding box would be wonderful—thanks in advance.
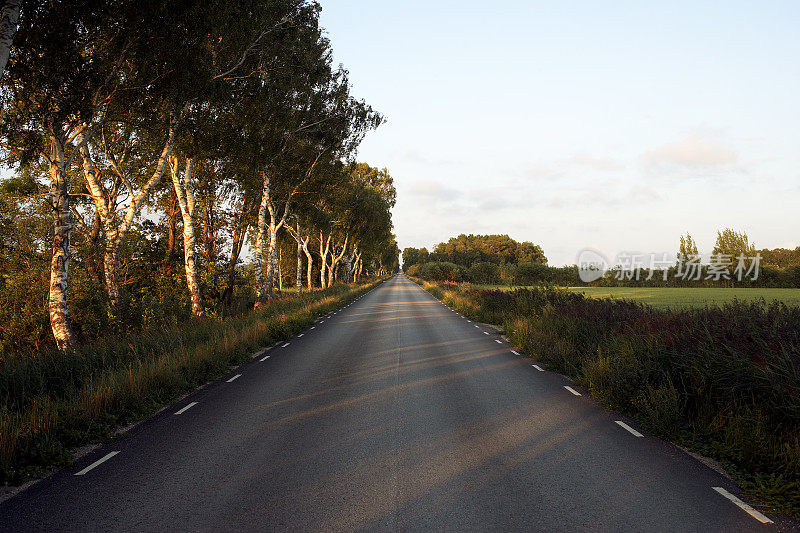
[295,221,303,294]
[170,155,205,318]
[75,123,175,321]
[319,231,331,289]
[254,173,269,307]
[46,130,76,350]
[302,236,313,291]
[328,234,348,288]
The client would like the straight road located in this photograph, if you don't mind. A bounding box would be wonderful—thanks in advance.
[0,274,794,532]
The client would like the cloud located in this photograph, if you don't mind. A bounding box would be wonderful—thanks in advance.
[406,180,462,201]
[563,153,624,171]
[643,133,738,168]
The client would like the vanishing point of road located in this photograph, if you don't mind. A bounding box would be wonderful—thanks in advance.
[1,275,795,532]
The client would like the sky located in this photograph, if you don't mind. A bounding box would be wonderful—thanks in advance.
[318,0,800,266]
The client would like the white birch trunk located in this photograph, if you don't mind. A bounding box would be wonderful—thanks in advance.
[253,174,269,307]
[319,231,331,289]
[170,155,205,318]
[295,221,303,294]
[46,132,76,350]
[302,236,313,291]
[328,235,348,288]
[75,124,174,319]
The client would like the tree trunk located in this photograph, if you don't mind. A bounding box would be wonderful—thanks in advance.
[0,1,20,81]
[166,188,178,264]
[295,221,303,294]
[328,235,348,288]
[319,231,330,289]
[302,237,313,291]
[277,243,283,293]
[254,174,269,307]
[76,124,174,320]
[46,132,76,350]
[264,221,277,300]
[170,156,205,318]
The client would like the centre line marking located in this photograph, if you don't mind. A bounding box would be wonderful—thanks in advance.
[227,374,242,382]
[319,321,324,323]
[510,350,520,355]
[310,326,316,329]
[483,331,489,335]
[297,334,304,337]
[532,364,544,371]
[494,339,502,344]
[712,487,773,524]
[174,402,198,415]
[615,421,644,437]
[282,343,290,348]
[260,354,271,362]
[75,451,119,476]
[564,386,581,396]
[474,325,479,328]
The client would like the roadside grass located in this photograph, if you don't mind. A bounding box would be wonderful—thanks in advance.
[0,279,383,485]
[415,278,800,518]
[470,285,800,310]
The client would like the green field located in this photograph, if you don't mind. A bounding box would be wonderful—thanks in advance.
[565,287,800,310]
[471,284,800,310]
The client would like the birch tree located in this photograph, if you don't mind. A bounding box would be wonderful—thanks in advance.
[169,154,205,317]
[0,0,123,349]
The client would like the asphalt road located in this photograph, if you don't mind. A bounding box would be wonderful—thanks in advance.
[0,274,795,532]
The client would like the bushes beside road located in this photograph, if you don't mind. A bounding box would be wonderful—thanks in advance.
[418,279,800,515]
[0,280,382,485]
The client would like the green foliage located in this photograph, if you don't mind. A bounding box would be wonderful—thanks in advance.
[678,232,699,262]
[713,228,756,258]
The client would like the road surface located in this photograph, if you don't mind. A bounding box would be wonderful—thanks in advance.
[0,274,794,531]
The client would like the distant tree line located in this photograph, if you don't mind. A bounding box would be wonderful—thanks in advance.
[405,229,800,287]
[0,1,399,354]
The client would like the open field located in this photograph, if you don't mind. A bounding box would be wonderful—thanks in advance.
[472,285,800,310]
[564,287,800,310]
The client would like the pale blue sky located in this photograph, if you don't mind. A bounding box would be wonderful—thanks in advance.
[319,1,800,265]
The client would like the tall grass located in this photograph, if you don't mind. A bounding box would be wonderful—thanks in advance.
[0,280,382,484]
[418,279,800,516]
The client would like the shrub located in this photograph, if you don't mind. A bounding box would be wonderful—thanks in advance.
[467,262,500,284]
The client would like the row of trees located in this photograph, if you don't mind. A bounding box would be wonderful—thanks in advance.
[0,1,398,352]
[402,234,546,270]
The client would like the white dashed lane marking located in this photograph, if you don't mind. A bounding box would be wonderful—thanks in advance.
[282,343,290,348]
[531,364,544,371]
[494,339,502,344]
[174,402,198,415]
[564,386,581,396]
[226,374,242,383]
[510,350,520,355]
[615,420,643,437]
[712,487,773,524]
[75,451,119,476]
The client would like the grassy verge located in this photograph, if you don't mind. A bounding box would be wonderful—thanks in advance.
[0,279,384,484]
[413,278,800,517]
